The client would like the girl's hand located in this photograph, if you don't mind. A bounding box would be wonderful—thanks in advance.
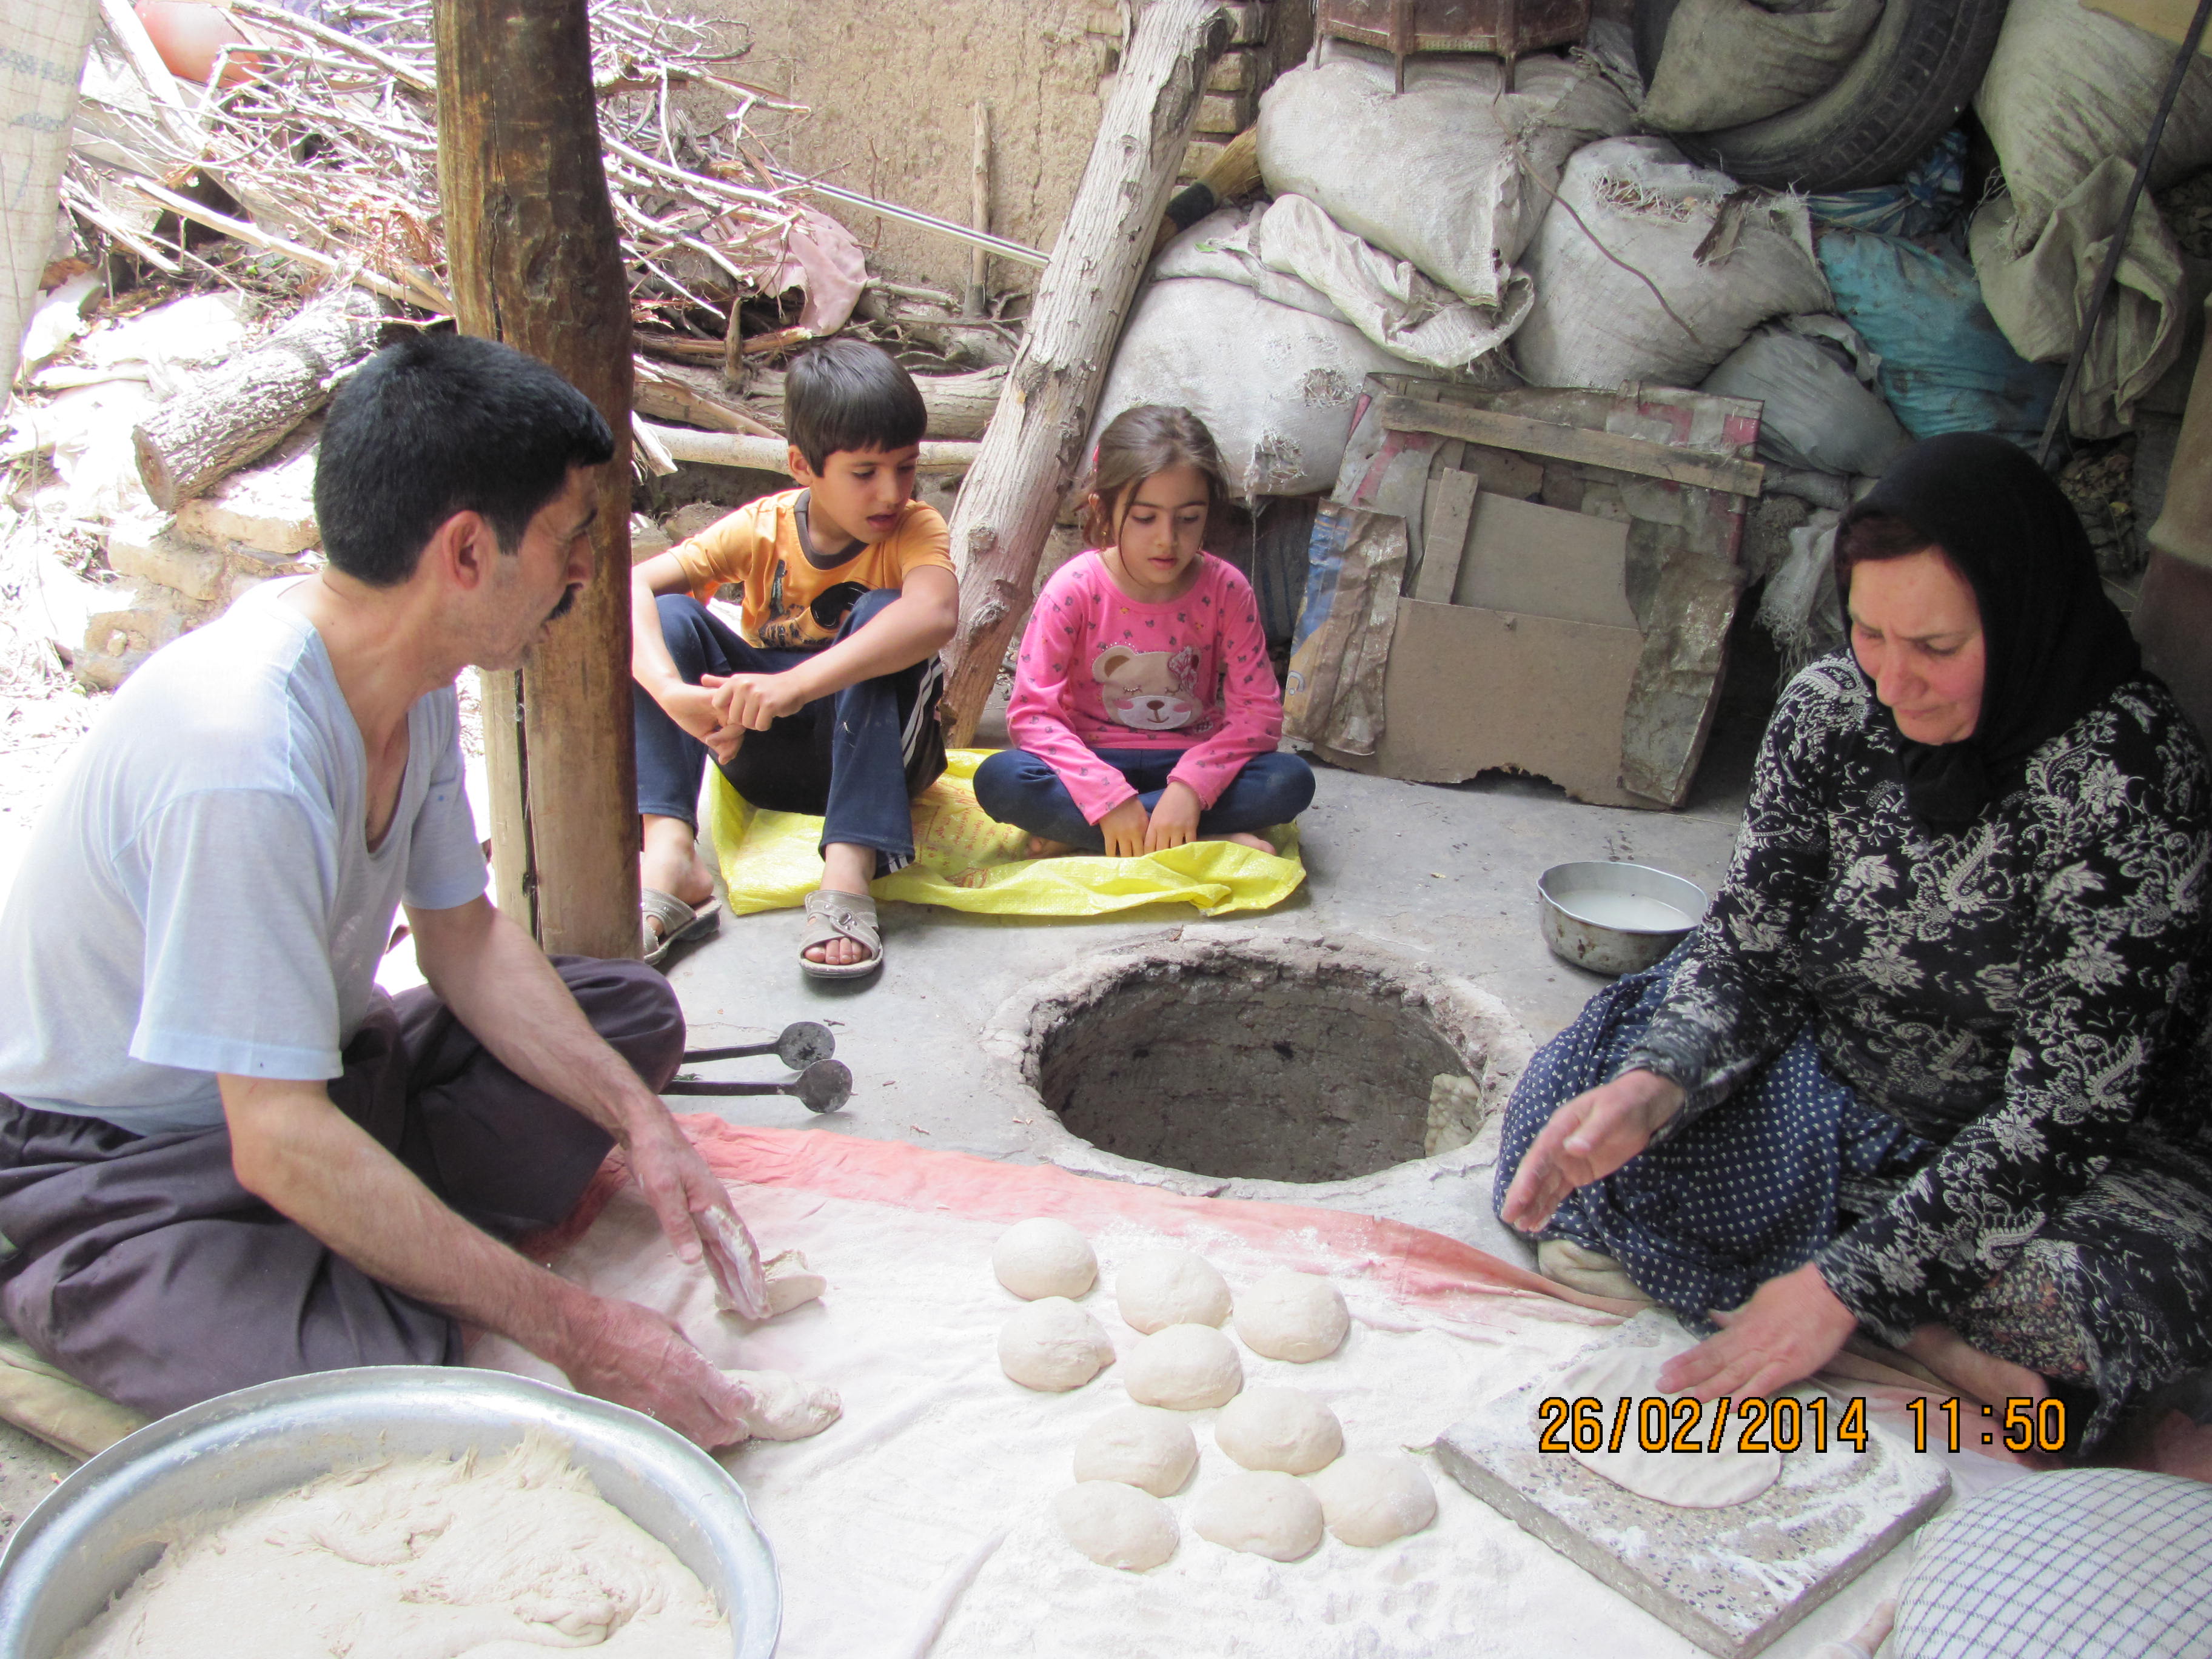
[1499,1068,1684,1233]
[1143,782,1202,852]
[1099,797,1150,857]
[1656,1263,1857,1401]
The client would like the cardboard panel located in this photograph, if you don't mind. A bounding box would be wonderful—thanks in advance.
[1323,598,1646,806]
[1451,494,1637,629]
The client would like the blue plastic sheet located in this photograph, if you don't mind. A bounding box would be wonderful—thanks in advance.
[1816,226,2063,446]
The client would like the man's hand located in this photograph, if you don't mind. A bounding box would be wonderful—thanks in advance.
[1499,1068,1684,1233]
[556,1293,758,1447]
[705,669,813,732]
[1143,781,1202,853]
[1657,1262,1858,1401]
[1099,797,1150,857]
[624,1117,771,1317]
[657,682,745,763]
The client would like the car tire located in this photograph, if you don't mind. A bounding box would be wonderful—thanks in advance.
[1631,0,2011,192]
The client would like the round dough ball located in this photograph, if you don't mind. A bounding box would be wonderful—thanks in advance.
[1213,1386,1343,1475]
[1308,1452,1437,1546]
[1123,1322,1243,1410]
[1073,1406,1199,1497]
[1052,1481,1178,1570]
[1190,1470,1324,1561]
[1115,1247,1232,1333]
[1233,1269,1350,1362]
[993,1218,1098,1301]
[999,1296,1116,1392]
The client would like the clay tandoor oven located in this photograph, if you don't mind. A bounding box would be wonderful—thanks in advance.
[1013,935,1529,1185]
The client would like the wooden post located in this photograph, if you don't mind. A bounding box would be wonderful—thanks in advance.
[966,102,991,318]
[937,0,1229,743]
[435,0,640,958]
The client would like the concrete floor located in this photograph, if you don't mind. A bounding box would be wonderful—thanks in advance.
[0,651,1770,1544]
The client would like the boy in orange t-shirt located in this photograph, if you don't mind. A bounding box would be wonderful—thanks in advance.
[629,340,959,978]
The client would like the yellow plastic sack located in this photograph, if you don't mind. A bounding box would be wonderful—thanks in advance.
[704,750,1305,919]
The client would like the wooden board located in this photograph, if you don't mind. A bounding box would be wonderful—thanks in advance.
[1321,598,1646,807]
[1376,395,1765,498]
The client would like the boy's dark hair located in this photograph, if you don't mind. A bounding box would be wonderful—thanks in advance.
[1082,404,1227,548]
[315,332,614,587]
[785,338,927,472]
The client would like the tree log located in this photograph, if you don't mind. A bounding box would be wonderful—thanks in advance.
[130,290,381,511]
[638,419,978,475]
[683,364,1008,442]
[937,0,1229,743]
[436,0,640,959]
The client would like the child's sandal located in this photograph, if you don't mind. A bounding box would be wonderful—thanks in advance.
[799,889,882,979]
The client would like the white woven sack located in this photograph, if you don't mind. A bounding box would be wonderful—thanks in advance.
[1975,0,2212,245]
[1090,277,1441,498]
[1256,42,1633,309]
[1513,136,1832,390]
[1643,0,1885,132]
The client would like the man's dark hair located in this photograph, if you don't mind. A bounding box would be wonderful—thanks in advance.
[785,337,927,472]
[314,332,615,587]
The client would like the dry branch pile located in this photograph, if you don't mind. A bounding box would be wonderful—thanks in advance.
[68,0,823,354]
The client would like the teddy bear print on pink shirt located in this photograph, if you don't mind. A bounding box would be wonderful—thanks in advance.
[1094,645,1202,732]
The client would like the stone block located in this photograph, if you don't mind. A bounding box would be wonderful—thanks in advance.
[1225,2,1269,46]
[174,437,320,557]
[1193,88,1255,134]
[106,520,224,605]
[78,587,195,687]
[1207,47,1258,92]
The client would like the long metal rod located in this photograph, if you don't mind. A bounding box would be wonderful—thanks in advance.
[766,167,1051,267]
[2037,0,2212,467]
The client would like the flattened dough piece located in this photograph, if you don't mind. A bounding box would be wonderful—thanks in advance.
[1213,1386,1343,1475]
[1233,1270,1349,1362]
[1000,1296,1116,1392]
[1053,1481,1179,1570]
[1308,1452,1436,1545]
[1191,1471,1324,1561]
[762,1250,826,1318]
[993,1219,1098,1301]
[1124,1323,1242,1410]
[1556,1346,1781,1509]
[723,1370,842,1441]
[1073,1406,1199,1497]
[1116,1248,1232,1333]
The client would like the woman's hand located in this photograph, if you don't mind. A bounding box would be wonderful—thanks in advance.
[1099,797,1150,857]
[1499,1069,1684,1233]
[1143,782,1202,852]
[1657,1262,1858,1401]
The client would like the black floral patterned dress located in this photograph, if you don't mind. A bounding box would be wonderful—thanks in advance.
[1495,656,2212,1446]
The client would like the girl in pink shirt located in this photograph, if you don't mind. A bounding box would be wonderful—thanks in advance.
[973,405,1314,857]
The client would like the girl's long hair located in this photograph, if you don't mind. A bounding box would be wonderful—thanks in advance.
[1082,404,1227,549]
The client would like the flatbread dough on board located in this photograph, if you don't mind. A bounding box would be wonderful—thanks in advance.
[1554,1346,1782,1509]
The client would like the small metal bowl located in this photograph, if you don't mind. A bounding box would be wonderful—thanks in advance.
[0,1367,779,1659]
[1538,860,1709,977]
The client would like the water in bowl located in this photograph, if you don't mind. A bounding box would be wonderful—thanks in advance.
[1561,891,1692,933]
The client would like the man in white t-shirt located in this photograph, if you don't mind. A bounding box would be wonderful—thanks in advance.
[0,333,758,1447]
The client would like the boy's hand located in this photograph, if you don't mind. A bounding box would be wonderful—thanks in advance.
[1099,797,1150,857]
[704,671,812,732]
[1143,782,1202,852]
[660,683,745,763]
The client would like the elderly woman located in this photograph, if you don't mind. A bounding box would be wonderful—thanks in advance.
[1496,433,2212,1451]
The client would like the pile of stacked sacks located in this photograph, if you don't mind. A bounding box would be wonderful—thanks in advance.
[1099,0,2212,662]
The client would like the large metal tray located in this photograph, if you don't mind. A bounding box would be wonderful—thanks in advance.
[0,1366,779,1658]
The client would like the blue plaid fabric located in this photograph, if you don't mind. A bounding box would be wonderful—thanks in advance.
[1895,1469,2212,1658]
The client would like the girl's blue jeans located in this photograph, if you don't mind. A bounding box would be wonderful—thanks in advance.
[971,746,1314,852]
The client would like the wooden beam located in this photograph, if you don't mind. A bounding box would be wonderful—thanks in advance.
[1375,396,1766,499]
[435,0,640,959]
[640,420,979,476]
[937,0,1230,743]
[1413,468,1478,605]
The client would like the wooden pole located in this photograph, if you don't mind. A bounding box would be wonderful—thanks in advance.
[937,0,1229,743]
[435,0,640,959]
[966,101,991,318]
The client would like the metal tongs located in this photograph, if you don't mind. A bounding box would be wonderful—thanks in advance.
[663,1020,852,1112]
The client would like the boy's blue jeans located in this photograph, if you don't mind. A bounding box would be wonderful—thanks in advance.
[634,591,945,875]
[972,746,1314,852]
